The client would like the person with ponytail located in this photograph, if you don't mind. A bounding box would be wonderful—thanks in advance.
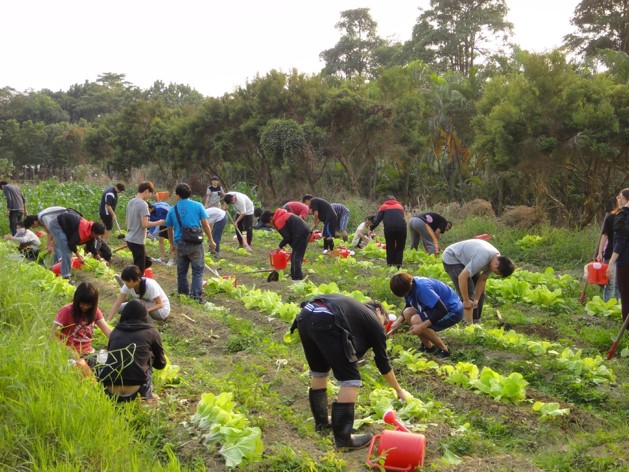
[107,265,170,322]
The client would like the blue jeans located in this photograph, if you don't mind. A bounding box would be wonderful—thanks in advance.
[175,240,205,300]
[212,215,227,254]
[48,218,72,278]
[602,258,620,302]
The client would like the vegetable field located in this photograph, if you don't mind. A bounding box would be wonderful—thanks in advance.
[1,182,628,471]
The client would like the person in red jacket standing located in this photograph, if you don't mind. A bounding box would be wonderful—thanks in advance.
[261,208,310,280]
[370,195,407,267]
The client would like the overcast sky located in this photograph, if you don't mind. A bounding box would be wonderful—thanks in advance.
[2,0,581,97]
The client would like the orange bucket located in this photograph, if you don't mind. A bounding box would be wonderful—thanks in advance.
[587,262,608,285]
[270,248,291,270]
[155,191,169,201]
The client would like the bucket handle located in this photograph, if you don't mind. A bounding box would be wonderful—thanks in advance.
[365,433,414,472]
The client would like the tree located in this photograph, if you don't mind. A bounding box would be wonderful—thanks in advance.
[564,0,629,57]
[143,81,204,107]
[316,88,394,194]
[320,8,384,79]
[406,0,513,76]
[473,51,629,225]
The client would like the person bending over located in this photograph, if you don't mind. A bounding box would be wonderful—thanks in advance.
[292,294,407,450]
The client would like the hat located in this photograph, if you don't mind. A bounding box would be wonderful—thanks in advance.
[211,176,220,181]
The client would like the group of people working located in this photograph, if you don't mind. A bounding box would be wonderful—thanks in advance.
[4,177,629,450]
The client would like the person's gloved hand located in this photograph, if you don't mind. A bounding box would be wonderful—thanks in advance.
[397,388,411,403]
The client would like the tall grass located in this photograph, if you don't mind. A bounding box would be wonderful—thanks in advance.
[0,244,184,471]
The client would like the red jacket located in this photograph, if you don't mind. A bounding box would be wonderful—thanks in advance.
[78,219,94,244]
[272,208,292,231]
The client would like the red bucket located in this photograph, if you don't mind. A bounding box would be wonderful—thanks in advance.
[587,262,608,285]
[143,267,154,279]
[222,275,238,287]
[366,429,426,471]
[270,248,291,270]
[51,257,84,276]
[309,230,322,242]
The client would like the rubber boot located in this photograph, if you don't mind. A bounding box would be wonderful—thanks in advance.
[308,388,331,432]
[331,402,372,450]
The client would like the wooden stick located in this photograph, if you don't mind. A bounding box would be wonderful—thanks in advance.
[181,313,196,323]
[607,315,629,360]
[225,211,253,252]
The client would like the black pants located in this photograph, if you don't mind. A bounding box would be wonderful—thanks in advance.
[618,264,629,321]
[297,308,360,382]
[384,228,406,267]
[289,233,309,280]
[236,214,253,246]
[127,241,147,274]
[9,210,22,236]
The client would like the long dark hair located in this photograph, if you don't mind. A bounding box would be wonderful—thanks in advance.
[72,282,99,324]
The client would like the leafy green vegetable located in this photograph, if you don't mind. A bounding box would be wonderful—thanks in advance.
[533,401,570,421]
[190,392,263,468]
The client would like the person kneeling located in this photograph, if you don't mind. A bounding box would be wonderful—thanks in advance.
[98,300,166,402]
[108,265,170,322]
[389,272,463,358]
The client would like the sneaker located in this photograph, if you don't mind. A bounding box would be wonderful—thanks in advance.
[435,349,451,359]
[153,257,163,264]
[166,259,175,267]
[113,274,124,288]
[202,279,208,288]
[323,249,329,255]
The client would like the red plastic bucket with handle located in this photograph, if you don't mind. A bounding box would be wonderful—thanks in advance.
[587,262,609,285]
[366,410,426,471]
[51,257,84,276]
[366,430,426,471]
[269,248,291,270]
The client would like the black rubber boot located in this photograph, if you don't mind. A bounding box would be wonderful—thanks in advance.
[331,402,372,450]
[308,388,331,432]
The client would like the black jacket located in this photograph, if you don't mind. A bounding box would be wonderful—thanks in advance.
[278,215,311,249]
[99,320,166,386]
[306,294,392,375]
[56,211,101,257]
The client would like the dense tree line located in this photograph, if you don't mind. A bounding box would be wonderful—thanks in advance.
[1,0,628,226]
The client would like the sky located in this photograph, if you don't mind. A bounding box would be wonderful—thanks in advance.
[2,0,581,98]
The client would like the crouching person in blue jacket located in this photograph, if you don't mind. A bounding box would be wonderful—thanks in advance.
[389,272,463,358]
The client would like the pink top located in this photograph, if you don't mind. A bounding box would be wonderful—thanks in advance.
[285,201,310,219]
[53,303,104,354]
